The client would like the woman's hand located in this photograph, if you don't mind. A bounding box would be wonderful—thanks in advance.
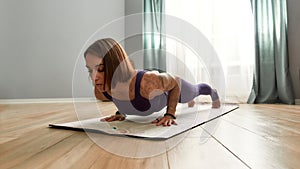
[101,114,125,122]
[151,116,177,126]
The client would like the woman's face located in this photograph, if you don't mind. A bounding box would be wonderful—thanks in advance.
[85,53,106,92]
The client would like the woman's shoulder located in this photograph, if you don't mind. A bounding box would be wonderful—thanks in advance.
[143,70,170,78]
[142,70,160,79]
[139,70,166,98]
[136,71,156,85]
[141,70,170,87]
[141,71,178,89]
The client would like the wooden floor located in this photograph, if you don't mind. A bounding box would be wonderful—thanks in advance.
[0,102,300,169]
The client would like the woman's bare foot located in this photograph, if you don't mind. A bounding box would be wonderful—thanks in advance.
[211,89,220,108]
[212,99,220,108]
[188,100,195,107]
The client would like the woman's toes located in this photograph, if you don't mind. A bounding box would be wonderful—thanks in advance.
[188,100,195,107]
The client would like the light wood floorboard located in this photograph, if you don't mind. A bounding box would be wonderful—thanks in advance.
[0,103,299,169]
[202,104,300,169]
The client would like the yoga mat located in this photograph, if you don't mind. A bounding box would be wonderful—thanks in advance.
[49,103,238,139]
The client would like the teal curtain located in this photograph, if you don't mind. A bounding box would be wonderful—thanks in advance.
[143,0,166,71]
[248,0,295,104]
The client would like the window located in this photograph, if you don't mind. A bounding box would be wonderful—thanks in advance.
[165,0,254,103]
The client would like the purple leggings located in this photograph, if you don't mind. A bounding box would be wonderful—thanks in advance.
[179,79,218,103]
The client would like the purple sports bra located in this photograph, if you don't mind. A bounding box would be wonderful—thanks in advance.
[102,70,168,116]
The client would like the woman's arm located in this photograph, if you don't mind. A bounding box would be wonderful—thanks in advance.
[95,86,126,122]
[101,112,126,122]
[141,72,180,126]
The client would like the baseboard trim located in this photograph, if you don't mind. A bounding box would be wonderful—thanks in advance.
[296,99,300,105]
[0,98,96,104]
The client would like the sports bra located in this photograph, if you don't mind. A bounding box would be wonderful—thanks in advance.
[102,70,168,116]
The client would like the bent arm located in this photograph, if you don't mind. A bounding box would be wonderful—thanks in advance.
[142,72,181,117]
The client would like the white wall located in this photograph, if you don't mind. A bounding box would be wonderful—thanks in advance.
[287,0,300,100]
[0,0,125,99]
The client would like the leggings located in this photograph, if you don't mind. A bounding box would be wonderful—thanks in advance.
[179,79,218,103]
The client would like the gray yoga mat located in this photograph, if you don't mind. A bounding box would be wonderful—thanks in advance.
[49,103,238,139]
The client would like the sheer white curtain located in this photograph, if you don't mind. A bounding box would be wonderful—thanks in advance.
[165,0,254,103]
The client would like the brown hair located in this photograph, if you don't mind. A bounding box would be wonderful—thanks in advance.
[84,38,134,89]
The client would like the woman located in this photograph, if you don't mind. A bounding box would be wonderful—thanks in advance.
[84,38,220,127]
